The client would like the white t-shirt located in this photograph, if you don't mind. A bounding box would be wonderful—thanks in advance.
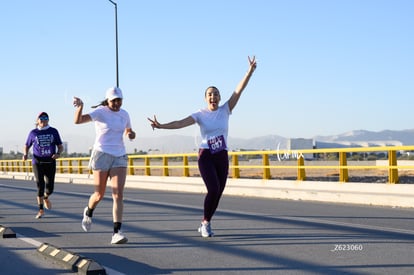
[191,101,231,150]
[89,106,132,156]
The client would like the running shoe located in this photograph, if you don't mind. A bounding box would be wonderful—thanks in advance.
[198,221,214,237]
[81,207,92,232]
[44,198,52,210]
[111,231,128,244]
[35,210,44,219]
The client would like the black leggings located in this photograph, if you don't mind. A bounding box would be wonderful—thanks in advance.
[198,149,229,222]
[32,161,56,197]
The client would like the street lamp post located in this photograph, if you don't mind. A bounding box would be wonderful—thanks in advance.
[108,0,119,87]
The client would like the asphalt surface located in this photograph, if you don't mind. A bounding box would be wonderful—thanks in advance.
[1,178,414,275]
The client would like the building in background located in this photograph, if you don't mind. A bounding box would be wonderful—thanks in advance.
[62,142,68,155]
[287,138,314,160]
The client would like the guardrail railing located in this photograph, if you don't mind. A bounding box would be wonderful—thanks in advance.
[1,146,414,184]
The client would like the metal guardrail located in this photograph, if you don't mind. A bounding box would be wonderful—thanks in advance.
[1,146,414,183]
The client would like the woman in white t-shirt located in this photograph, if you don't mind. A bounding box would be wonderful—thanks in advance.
[73,87,136,244]
[148,56,257,237]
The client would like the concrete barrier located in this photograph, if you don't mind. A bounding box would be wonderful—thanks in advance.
[2,172,413,208]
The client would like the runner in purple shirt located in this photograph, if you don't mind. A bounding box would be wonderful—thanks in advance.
[23,112,64,219]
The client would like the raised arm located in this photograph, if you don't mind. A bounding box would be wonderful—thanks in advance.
[147,115,195,130]
[73,97,92,124]
[227,56,257,111]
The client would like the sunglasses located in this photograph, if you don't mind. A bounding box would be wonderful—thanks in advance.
[39,116,49,121]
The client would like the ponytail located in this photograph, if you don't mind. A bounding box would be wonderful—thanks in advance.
[91,99,109,109]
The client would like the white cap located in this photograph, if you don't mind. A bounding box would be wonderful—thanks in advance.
[105,87,123,100]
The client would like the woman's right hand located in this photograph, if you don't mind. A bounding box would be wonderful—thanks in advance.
[147,115,160,130]
[73,97,83,108]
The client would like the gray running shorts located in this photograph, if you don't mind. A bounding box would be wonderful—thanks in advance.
[89,150,128,171]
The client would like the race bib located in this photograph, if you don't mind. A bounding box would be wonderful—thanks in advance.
[207,135,226,154]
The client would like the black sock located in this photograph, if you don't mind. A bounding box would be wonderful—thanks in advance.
[86,207,94,217]
[114,222,122,233]
[39,204,44,210]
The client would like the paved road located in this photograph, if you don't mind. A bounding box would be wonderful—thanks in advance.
[1,178,414,274]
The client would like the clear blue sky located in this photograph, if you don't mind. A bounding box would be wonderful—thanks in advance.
[1,0,413,153]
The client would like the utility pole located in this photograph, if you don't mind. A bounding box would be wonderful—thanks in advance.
[108,0,119,87]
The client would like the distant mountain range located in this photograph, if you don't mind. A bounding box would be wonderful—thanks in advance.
[131,129,414,153]
[314,129,414,148]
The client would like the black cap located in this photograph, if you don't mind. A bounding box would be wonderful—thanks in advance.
[38,112,49,119]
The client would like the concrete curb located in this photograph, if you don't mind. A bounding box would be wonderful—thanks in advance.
[37,242,106,274]
[0,225,17,238]
[2,172,413,208]
[121,176,414,208]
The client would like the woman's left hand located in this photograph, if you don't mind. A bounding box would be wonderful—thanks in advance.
[248,56,257,72]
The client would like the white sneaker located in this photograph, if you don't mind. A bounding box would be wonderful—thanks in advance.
[81,207,92,232]
[198,221,214,238]
[111,231,128,244]
[35,210,44,219]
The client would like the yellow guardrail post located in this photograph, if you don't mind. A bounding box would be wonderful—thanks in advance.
[128,157,134,175]
[56,159,63,174]
[297,155,306,181]
[78,159,83,174]
[29,160,33,173]
[183,156,189,177]
[263,153,271,180]
[145,157,151,176]
[163,156,169,176]
[388,150,399,184]
[68,159,73,174]
[232,154,240,179]
[339,152,348,182]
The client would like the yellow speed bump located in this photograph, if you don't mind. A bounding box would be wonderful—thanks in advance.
[37,242,106,274]
[0,225,16,238]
